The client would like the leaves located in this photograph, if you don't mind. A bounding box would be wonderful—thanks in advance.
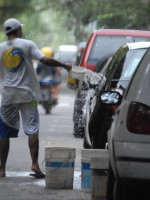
[0,0,150,49]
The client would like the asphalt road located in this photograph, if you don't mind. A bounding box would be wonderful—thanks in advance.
[0,82,91,200]
[6,82,82,172]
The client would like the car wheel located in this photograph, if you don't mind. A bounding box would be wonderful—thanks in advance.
[114,177,133,200]
[106,163,115,200]
[114,179,127,200]
[89,102,107,149]
[107,163,129,200]
[83,137,91,148]
[91,123,107,149]
[43,101,51,114]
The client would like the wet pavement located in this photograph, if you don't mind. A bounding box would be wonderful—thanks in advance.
[0,83,91,200]
[0,171,91,200]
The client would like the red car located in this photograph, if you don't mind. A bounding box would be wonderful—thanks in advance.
[80,29,150,71]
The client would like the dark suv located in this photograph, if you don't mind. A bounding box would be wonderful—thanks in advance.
[73,29,150,137]
[87,42,150,149]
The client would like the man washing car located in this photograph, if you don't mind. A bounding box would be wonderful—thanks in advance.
[0,18,71,178]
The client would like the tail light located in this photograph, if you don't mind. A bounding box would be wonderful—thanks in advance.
[127,102,150,134]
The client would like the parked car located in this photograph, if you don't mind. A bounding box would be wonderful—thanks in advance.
[102,45,150,200]
[86,42,150,149]
[55,45,77,64]
[73,54,112,139]
[83,55,113,148]
[73,29,150,137]
[75,41,87,65]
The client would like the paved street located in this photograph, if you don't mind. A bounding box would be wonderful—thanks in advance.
[0,82,91,200]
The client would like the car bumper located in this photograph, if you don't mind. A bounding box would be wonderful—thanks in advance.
[113,141,150,180]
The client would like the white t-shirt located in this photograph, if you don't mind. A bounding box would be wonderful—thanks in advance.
[0,38,45,105]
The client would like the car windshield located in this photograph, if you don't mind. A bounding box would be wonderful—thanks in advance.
[55,51,77,63]
[88,35,150,65]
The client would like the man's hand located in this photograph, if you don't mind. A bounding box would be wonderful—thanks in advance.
[65,64,72,71]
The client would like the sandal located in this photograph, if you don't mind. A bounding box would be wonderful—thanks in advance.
[0,173,6,177]
[29,171,45,179]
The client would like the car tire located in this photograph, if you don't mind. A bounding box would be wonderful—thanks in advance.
[89,102,107,149]
[43,101,51,114]
[114,177,133,200]
[83,137,91,148]
[106,163,129,200]
[91,123,107,149]
[106,163,115,200]
[114,179,127,200]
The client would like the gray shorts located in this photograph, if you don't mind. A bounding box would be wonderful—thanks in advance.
[0,101,39,138]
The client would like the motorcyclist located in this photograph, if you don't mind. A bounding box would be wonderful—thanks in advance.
[37,47,62,106]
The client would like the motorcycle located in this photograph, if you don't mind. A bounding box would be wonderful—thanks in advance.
[39,76,54,114]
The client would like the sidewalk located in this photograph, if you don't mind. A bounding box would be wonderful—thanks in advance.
[0,171,91,200]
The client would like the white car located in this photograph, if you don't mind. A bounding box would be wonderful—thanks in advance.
[55,45,77,64]
[100,45,150,199]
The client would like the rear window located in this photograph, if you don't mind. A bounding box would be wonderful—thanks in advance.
[88,35,150,65]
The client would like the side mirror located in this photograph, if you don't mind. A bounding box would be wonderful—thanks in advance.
[100,91,122,105]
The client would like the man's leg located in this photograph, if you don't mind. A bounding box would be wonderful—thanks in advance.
[28,134,41,172]
[53,84,61,99]
[22,102,44,177]
[0,138,9,176]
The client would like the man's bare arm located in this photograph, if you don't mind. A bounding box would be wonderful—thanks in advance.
[40,56,72,71]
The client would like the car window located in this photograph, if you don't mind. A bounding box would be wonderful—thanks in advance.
[105,45,128,80]
[110,48,147,90]
[87,35,150,65]
[94,54,113,73]
[113,48,147,80]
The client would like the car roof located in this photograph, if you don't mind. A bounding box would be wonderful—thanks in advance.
[95,29,150,37]
[125,41,150,50]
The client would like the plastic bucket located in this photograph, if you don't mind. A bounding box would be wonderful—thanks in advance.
[81,149,108,192]
[45,147,76,189]
[66,66,86,90]
[91,150,109,200]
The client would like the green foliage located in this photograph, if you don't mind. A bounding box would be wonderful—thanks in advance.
[0,0,77,49]
[49,0,150,30]
[96,0,150,30]
[0,0,150,50]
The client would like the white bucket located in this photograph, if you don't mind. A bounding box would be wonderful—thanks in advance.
[91,150,109,200]
[45,147,76,189]
[81,149,108,192]
[66,66,86,90]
